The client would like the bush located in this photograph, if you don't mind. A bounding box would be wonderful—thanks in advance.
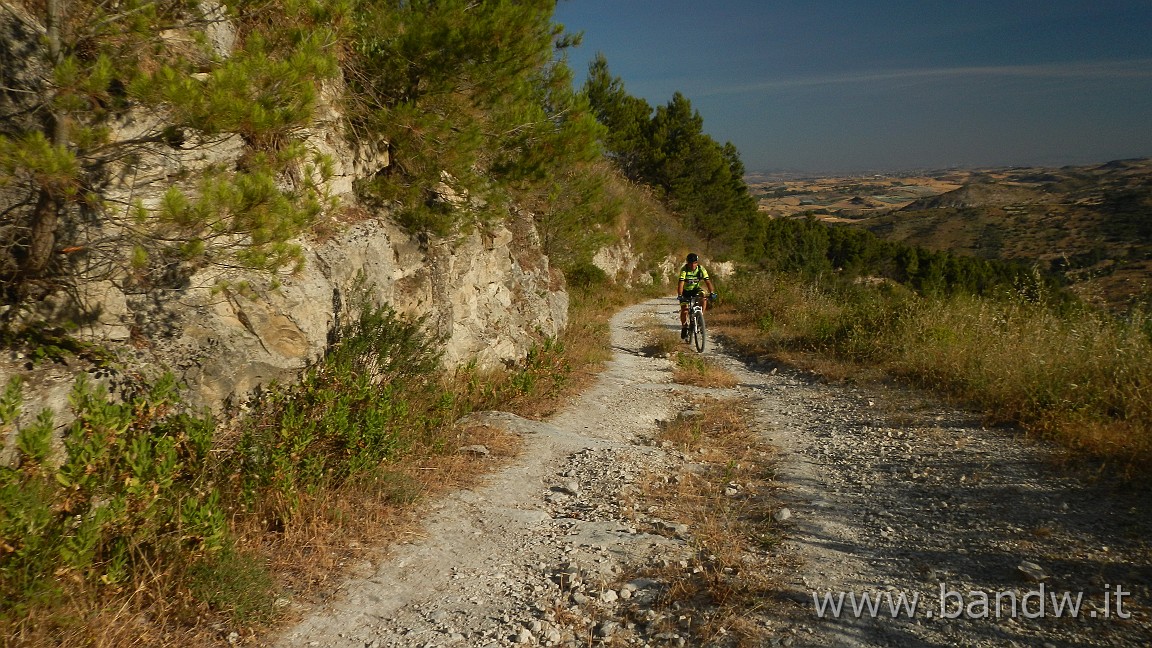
[227,293,451,518]
[0,286,461,636]
[564,264,609,291]
[0,374,223,623]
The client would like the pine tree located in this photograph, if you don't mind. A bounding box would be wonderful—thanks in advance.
[581,54,653,180]
[346,0,599,235]
[0,0,343,310]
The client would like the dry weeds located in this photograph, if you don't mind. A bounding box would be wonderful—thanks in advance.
[671,352,740,389]
[613,397,783,647]
[640,326,681,358]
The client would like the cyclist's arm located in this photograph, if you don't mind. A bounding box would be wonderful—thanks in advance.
[677,279,686,298]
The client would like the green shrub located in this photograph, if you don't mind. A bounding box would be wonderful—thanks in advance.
[565,264,609,291]
[0,374,223,619]
[228,292,451,517]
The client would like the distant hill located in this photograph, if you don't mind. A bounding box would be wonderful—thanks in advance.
[747,159,1152,308]
[862,159,1152,308]
[901,181,1047,210]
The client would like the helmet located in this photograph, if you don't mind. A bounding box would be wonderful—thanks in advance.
[686,253,699,263]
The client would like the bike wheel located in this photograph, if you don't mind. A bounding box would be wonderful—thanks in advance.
[693,309,707,352]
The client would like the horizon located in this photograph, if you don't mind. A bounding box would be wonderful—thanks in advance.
[553,1,1152,176]
[742,154,1152,180]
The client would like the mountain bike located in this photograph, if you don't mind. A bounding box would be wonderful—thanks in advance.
[684,293,707,353]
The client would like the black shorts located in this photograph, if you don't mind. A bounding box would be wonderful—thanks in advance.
[680,288,704,305]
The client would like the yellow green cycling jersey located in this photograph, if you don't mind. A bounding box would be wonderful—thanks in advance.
[678,264,710,291]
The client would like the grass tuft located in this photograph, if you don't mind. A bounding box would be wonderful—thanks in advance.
[640,326,681,358]
[672,352,740,389]
[187,547,277,624]
[608,397,782,647]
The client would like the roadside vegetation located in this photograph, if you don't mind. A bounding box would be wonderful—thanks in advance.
[714,272,1152,478]
[0,277,664,646]
[606,397,782,647]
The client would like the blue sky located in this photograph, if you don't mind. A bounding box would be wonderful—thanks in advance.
[552,0,1152,174]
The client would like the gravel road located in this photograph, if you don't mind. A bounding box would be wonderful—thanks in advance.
[271,297,1152,648]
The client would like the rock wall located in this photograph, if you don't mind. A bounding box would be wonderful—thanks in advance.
[0,2,45,135]
[594,240,736,292]
[592,232,652,286]
[3,169,566,417]
[0,3,568,446]
[1,205,567,455]
[89,212,567,413]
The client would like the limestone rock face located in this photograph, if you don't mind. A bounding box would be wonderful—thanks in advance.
[593,233,651,286]
[2,203,566,421]
[0,2,567,420]
[590,235,739,289]
[0,3,45,135]
[114,213,566,412]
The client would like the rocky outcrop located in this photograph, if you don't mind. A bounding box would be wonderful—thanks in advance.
[3,145,566,418]
[89,212,566,413]
[0,2,45,136]
[0,3,569,432]
[1,205,567,454]
[593,233,651,286]
[591,234,736,289]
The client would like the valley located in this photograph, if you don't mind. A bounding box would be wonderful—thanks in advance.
[746,159,1152,307]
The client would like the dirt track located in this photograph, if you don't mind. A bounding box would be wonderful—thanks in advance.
[271,297,1152,647]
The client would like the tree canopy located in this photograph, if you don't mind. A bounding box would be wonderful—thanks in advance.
[580,56,759,258]
[0,0,616,316]
[0,0,344,310]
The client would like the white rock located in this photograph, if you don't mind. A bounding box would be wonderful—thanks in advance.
[1017,561,1047,582]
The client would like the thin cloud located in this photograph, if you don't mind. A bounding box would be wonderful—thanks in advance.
[701,59,1152,96]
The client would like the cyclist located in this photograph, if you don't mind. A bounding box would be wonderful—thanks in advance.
[677,252,716,340]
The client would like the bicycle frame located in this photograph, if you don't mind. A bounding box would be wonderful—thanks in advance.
[689,297,704,317]
[685,293,707,352]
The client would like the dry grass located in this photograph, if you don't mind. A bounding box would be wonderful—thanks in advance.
[502,288,634,421]
[237,422,523,628]
[273,427,521,643]
[671,352,740,389]
[640,325,681,358]
[718,272,1152,477]
[609,397,783,647]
